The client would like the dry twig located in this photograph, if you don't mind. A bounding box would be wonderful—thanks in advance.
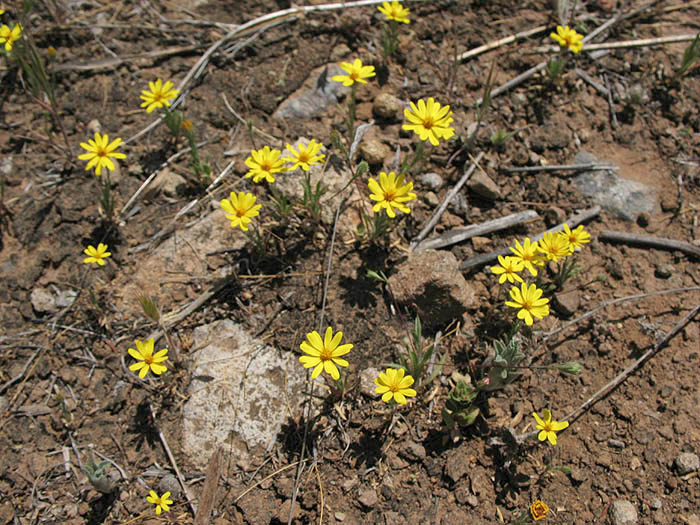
[600,230,700,259]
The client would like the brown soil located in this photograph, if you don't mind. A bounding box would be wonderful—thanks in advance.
[1,1,699,524]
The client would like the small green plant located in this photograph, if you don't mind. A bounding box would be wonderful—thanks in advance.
[396,315,446,389]
[99,174,115,222]
[545,55,566,82]
[83,456,117,494]
[442,373,480,429]
[300,173,328,222]
[674,33,700,81]
[482,336,526,392]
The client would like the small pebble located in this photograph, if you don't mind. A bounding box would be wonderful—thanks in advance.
[674,452,700,475]
[608,438,626,449]
[417,172,443,189]
[610,500,638,525]
[654,263,673,279]
[650,497,662,510]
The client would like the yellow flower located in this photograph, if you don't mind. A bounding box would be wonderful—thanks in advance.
[0,9,4,15]
[282,139,326,171]
[368,171,416,218]
[146,490,173,515]
[509,237,545,277]
[128,339,168,379]
[402,97,455,146]
[561,223,590,250]
[532,409,569,445]
[83,243,112,266]
[377,1,410,24]
[530,500,550,521]
[538,231,572,262]
[220,191,261,232]
[299,327,352,380]
[505,282,550,326]
[331,58,376,86]
[374,368,417,405]
[0,23,22,52]
[78,132,126,176]
[140,78,179,113]
[490,255,524,284]
[244,146,286,183]
[550,25,584,53]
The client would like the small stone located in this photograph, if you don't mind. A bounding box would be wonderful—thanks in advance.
[158,473,182,499]
[417,172,443,189]
[608,439,626,449]
[445,446,471,482]
[650,497,662,510]
[610,500,638,525]
[424,191,440,207]
[400,441,426,461]
[553,290,581,318]
[359,137,389,166]
[359,367,380,398]
[31,287,57,314]
[637,212,651,227]
[543,206,566,226]
[629,457,642,471]
[470,236,492,252]
[467,170,502,200]
[330,43,351,60]
[372,92,402,120]
[150,168,187,198]
[674,452,700,475]
[357,488,378,508]
[654,264,673,279]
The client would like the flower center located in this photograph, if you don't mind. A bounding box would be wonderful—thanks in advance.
[144,355,154,365]
[384,190,396,202]
[261,162,272,172]
[298,152,311,163]
[319,347,332,362]
[97,147,108,159]
[422,117,434,129]
[522,298,534,311]
[236,208,246,217]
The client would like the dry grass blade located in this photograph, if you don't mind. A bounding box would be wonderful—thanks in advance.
[194,448,221,525]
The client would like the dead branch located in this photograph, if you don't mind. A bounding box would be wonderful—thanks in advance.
[600,230,700,259]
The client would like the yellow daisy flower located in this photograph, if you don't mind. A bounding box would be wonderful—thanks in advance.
[220,191,262,232]
[561,224,590,250]
[299,327,352,380]
[146,490,173,515]
[505,282,550,326]
[530,500,550,521]
[331,58,376,86]
[550,25,584,54]
[282,139,326,171]
[78,132,126,176]
[532,409,569,445]
[377,1,410,24]
[0,23,22,52]
[128,339,168,379]
[538,231,572,262]
[83,243,111,266]
[368,171,417,218]
[374,368,417,405]
[402,97,455,146]
[140,78,179,113]
[509,237,545,277]
[490,255,524,284]
[244,146,286,183]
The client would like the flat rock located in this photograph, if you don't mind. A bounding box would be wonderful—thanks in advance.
[388,250,474,327]
[359,137,389,166]
[273,63,347,121]
[573,150,656,221]
[553,290,581,318]
[675,452,700,475]
[417,172,443,189]
[182,320,307,467]
[372,92,402,121]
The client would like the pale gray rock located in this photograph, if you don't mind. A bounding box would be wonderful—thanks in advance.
[359,367,381,398]
[610,500,638,525]
[467,170,502,200]
[149,168,187,198]
[675,452,699,475]
[158,473,182,499]
[31,287,57,313]
[274,64,348,120]
[388,250,474,327]
[654,263,674,279]
[573,150,656,221]
[424,191,440,207]
[182,320,307,467]
[417,172,443,189]
[553,290,581,318]
[372,92,402,121]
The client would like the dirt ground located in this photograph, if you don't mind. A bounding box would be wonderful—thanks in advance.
[1,0,699,523]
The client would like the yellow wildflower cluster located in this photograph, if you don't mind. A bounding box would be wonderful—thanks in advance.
[0,22,21,51]
[490,225,590,325]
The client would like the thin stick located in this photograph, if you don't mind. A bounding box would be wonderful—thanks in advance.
[535,33,699,53]
[459,206,601,270]
[194,448,221,525]
[502,163,617,174]
[600,230,700,259]
[414,210,539,252]
[457,25,548,62]
[541,286,700,341]
[574,68,609,96]
[544,303,699,438]
[0,347,43,395]
[234,461,301,503]
[149,402,197,516]
[409,152,484,251]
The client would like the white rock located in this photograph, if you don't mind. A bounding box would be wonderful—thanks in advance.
[182,320,307,467]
